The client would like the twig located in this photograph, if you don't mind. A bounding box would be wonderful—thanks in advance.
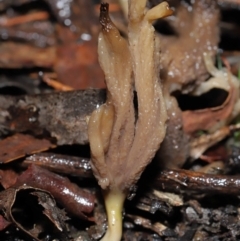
[155,169,240,195]
[42,75,74,91]
[0,11,49,27]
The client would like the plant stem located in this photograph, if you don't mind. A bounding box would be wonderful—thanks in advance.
[101,189,126,241]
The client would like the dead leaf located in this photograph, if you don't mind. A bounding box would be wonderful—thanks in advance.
[190,126,230,159]
[54,41,105,89]
[0,169,19,189]
[182,76,238,135]
[0,133,55,163]
[31,191,69,232]
[0,186,68,241]
[160,0,219,91]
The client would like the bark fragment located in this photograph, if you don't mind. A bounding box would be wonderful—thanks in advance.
[0,89,106,145]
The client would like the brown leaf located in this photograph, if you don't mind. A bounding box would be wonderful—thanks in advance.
[160,0,219,91]
[182,81,237,134]
[0,186,68,241]
[0,169,19,189]
[54,41,105,89]
[0,133,56,163]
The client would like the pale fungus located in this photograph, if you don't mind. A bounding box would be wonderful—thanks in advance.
[88,1,172,240]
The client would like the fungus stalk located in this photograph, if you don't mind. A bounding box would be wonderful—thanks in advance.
[88,1,172,241]
[101,189,126,241]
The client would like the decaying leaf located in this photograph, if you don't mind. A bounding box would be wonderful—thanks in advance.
[31,191,69,232]
[190,126,231,159]
[0,1,239,240]
[182,55,240,135]
[0,0,105,89]
[160,0,220,92]
[0,186,68,241]
[0,168,19,189]
[54,40,105,90]
[0,133,56,163]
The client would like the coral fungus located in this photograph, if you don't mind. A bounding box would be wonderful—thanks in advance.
[88,1,172,240]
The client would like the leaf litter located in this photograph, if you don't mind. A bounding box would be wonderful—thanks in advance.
[0,0,240,240]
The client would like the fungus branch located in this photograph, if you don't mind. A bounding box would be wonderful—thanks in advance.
[88,2,172,241]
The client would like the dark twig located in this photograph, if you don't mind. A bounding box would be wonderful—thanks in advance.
[155,169,240,195]
[23,153,92,178]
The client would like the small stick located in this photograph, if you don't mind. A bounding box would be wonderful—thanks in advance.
[22,153,92,178]
[0,11,49,27]
[155,169,240,195]
[22,154,240,196]
[42,75,74,91]
[16,165,95,219]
